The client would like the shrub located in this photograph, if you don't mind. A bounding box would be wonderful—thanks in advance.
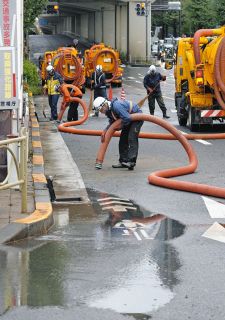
[23,59,41,95]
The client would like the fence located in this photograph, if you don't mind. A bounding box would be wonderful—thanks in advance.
[0,127,28,213]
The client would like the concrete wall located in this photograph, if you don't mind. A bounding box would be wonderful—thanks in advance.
[54,0,153,60]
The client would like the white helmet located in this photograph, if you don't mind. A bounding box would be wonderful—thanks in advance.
[96,64,103,72]
[46,65,54,72]
[149,65,156,74]
[93,97,107,111]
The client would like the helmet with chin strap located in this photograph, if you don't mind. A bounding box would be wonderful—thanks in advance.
[96,64,103,73]
[46,65,55,76]
[93,97,108,111]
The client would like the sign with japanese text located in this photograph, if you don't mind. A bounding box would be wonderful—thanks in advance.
[0,0,18,109]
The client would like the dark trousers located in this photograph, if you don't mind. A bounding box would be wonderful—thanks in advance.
[67,102,78,121]
[148,92,167,116]
[119,120,143,164]
[48,94,60,120]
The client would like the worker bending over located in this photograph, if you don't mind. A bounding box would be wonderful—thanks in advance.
[93,97,143,170]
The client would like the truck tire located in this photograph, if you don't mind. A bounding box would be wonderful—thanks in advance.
[178,116,187,126]
[188,106,197,131]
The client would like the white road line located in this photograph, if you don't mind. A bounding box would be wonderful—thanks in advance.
[98,197,130,202]
[202,222,225,243]
[132,230,142,241]
[179,130,211,145]
[195,140,212,145]
[140,229,150,239]
[99,201,132,206]
[202,196,225,218]
[163,95,174,101]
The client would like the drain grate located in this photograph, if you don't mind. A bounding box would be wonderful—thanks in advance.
[46,176,83,203]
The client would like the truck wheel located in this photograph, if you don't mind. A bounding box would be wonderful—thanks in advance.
[178,116,187,126]
[188,106,197,131]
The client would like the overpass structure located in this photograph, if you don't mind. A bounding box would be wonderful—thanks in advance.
[39,0,169,62]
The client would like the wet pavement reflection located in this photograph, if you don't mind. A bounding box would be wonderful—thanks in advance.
[0,188,185,319]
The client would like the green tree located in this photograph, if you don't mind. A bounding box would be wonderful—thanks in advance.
[213,0,225,26]
[182,0,215,35]
[24,0,47,32]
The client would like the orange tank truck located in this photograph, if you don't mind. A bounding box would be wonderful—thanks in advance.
[84,43,123,87]
[41,47,85,91]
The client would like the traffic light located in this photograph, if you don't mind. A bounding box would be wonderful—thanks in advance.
[46,4,59,14]
[135,3,141,15]
[140,2,145,16]
[135,3,145,16]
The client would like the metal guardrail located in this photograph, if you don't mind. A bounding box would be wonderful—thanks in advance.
[0,127,28,213]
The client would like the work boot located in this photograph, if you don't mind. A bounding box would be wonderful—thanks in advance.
[121,162,136,170]
[163,114,170,119]
[112,162,126,168]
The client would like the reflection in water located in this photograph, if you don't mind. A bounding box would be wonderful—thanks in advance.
[0,188,185,317]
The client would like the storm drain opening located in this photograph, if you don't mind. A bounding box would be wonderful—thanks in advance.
[46,176,83,203]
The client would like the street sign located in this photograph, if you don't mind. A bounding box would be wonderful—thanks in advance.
[0,0,19,110]
[168,1,181,10]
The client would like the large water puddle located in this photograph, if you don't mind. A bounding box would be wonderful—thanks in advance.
[0,188,186,319]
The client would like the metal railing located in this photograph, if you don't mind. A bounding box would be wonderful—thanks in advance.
[0,127,28,213]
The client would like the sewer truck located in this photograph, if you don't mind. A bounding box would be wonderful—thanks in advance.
[166,26,225,131]
[84,43,123,87]
[40,46,85,90]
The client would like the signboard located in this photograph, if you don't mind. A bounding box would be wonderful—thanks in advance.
[0,0,18,109]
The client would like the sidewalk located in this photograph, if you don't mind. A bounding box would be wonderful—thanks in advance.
[0,96,89,244]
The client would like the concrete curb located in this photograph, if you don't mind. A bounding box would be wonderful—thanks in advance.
[0,101,54,244]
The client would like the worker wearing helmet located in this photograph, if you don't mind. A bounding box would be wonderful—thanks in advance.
[93,96,143,170]
[91,64,107,117]
[44,65,63,121]
[143,65,170,119]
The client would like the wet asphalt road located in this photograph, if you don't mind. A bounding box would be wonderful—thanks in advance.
[1,34,225,320]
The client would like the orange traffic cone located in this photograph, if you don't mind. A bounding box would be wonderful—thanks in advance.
[120,87,126,100]
[108,84,113,100]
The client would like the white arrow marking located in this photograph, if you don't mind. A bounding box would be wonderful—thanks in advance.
[202,196,225,218]
[99,200,132,206]
[102,205,137,212]
[98,197,130,202]
[202,222,225,243]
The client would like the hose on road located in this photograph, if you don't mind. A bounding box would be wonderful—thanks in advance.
[58,101,225,199]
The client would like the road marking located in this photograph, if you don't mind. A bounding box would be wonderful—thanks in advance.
[163,95,174,101]
[140,229,150,239]
[98,197,130,202]
[202,222,225,243]
[180,130,211,145]
[133,230,142,241]
[195,140,212,145]
[202,196,225,218]
[103,205,137,212]
[99,200,132,206]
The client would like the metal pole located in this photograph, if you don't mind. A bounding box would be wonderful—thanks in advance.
[179,10,181,36]
[146,0,148,61]
[20,128,27,213]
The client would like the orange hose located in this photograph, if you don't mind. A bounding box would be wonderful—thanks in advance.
[58,107,225,199]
